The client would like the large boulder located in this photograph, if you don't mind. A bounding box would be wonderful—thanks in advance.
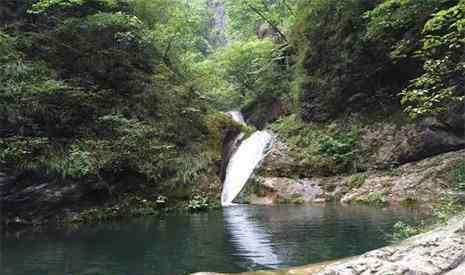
[363,115,465,168]
[316,217,465,275]
[242,97,289,130]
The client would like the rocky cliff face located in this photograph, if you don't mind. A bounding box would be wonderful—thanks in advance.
[251,148,465,207]
[0,0,26,24]
[247,111,465,206]
[207,0,228,48]
[0,173,112,230]
[359,108,465,167]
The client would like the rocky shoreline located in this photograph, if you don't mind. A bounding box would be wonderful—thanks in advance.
[247,142,465,208]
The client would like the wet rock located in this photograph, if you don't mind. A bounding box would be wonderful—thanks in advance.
[252,177,325,204]
[1,174,111,229]
[242,98,289,130]
[341,149,465,206]
[253,149,465,207]
[360,117,465,168]
[316,217,465,275]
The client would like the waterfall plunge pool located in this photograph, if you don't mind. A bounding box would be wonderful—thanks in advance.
[2,204,426,275]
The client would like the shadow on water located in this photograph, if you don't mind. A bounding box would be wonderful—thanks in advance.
[1,204,427,275]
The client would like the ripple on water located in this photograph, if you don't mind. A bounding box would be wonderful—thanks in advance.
[2,204,426,275]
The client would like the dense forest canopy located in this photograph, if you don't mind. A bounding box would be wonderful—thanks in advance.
[0,0,463,220]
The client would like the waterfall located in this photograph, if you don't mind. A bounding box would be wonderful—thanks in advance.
[227,111,246,125]
[221,111,273,206]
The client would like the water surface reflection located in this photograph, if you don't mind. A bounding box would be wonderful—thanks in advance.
[2,204,425,275]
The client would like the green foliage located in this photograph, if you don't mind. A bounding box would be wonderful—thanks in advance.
[0,32,16,61]
[47,145,94,179]
[400,1,465,118]
[225,0,297,41]
[130,0,210,72]
[349,174,368,189]
[291,0,392,122]
[29,0,120,15]
[365,0,453,60]
[193,38,276,108]
[30,0,86,13]
[30,12,157,94]
[0,0,229,205]
[271,115,361,175]
[0,137,50,172]
[187,194,210,212]
[391,196,464,242]
[449,161,465,191]
[273,194,305,205]
[432,196,464,223]
[363,0,463,118]
[292,0,463,122]
[68,195,163,224]
[392,221,422,242]
[365,192,389,206]
[319,133,358,164]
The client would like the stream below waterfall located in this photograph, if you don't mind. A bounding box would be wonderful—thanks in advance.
[2,204,426,275]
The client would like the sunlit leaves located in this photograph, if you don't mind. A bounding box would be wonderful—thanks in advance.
[192,38,275,108]
[29,0,85,14]
[224,0,297,41]
[130,0,210,71]
[401,1,465,118]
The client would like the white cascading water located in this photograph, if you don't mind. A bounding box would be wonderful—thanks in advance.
[227,111,246,125]
[221,112,273,206]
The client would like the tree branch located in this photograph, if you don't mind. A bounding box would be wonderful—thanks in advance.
[243,0,288,43]
[281,0,295,17]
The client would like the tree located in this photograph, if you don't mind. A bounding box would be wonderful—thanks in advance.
[193,38,275,108]
[224,0,297,42]
[130,0,211,74]
[400,1,465,118]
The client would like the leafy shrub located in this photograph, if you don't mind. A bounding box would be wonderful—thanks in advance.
[349,174,368,189]
[47,145,95,179]
[0,137,50,171]
[400,1,465,118]
[364,0,452,60]
[319,133,358,163]
[364,0,463,118]
[291,0,391,122]
[365,192,388,206]
[433,196,464,224]
[391,195,465,242]
[193,38,276,108]
[29,0,121,15]
[271,115,361,175]
[273,194,305,205]
[449,161,465,191]
[292,0,463,121]
[392,221,422,242]
[68,195,163,224]
[187,194,209,212]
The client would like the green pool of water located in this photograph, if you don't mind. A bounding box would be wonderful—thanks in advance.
[1,204,425,275]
